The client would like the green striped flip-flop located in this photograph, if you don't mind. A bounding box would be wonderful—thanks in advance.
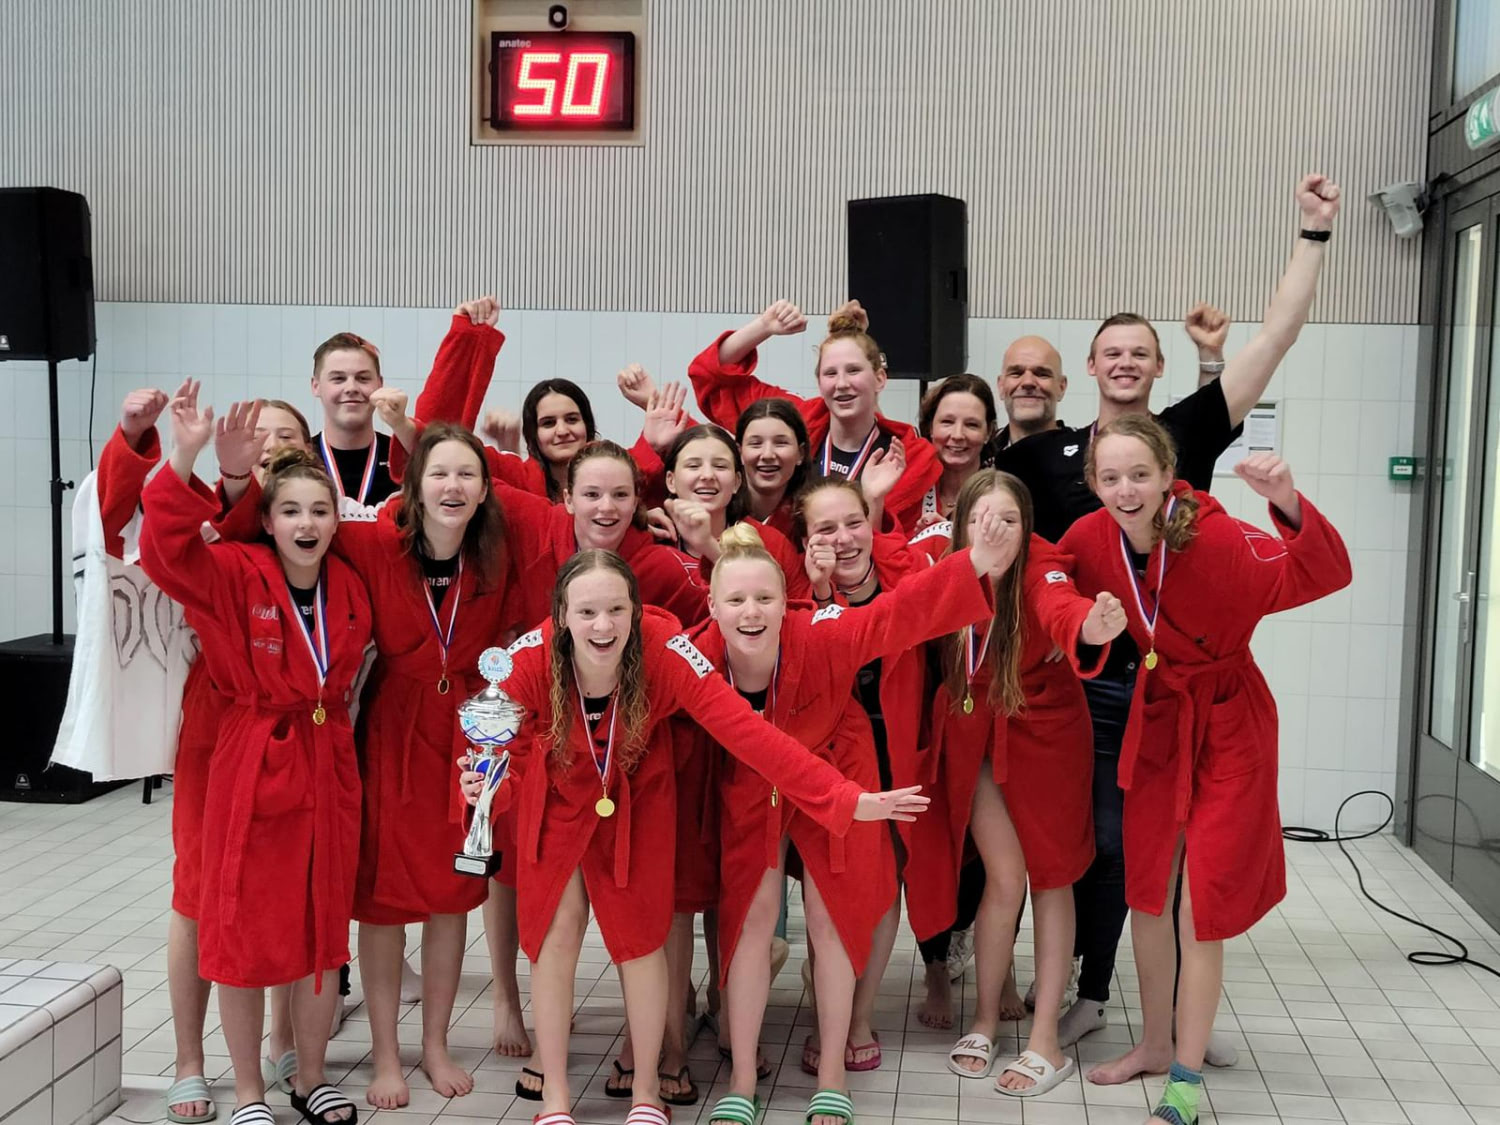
[707,1093,761,1125]
[805,1089,853,1125]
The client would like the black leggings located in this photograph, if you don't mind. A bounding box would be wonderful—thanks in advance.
[917,854,987,964]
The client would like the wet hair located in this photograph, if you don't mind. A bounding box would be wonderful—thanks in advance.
[735,398,812,499]
[566,440,649,531]
[393,423,506,588]
[259,447,338,514]
[789,477,869,551]
[312,332,383,379]
[943,469,1033,715]
[1084,414,1198,551]
[522,379,597,500]
[256,399,313,445]
[1088,313,1162,363]
[547,550,650,770]
[710,522,785,595]
[918,374,998,442]
[664,423,750,526]
[816,303,887,376]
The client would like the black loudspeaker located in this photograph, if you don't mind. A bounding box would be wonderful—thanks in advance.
[0,187,96,362]
[0,636,127,803]
[846,193,967,381]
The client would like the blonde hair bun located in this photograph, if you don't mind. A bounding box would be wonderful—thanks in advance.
[717,523,766,553]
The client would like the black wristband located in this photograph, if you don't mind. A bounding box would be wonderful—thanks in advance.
[1299,229,1331,243]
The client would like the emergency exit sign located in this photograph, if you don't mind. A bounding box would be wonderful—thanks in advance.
[1466,87,1500,150]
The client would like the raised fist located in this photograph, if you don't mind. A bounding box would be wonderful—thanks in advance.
[758,300,808,337]
[454,296,501,327]
[120,387,172,444]
[1184,303,1230,352]
[1296,174,1341,230]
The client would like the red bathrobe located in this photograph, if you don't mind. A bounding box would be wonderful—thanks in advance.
[139,467,372,986]
[903,525,1103,941]
[96,427,265,921]
[332,513,519,921]
[687,332,943,534]
[1059,485,1352,940]
[495,609,866,963]
[693,549,994,977]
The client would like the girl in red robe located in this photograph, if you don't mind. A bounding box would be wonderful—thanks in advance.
[215,412,519,1110]
[459,550,928,1125]
[785,477,934,1073]
[1058,416,1351,1125]
[139,387,371,1125]
[695,517,1015,1125]
[903,470,1126,1098]
[686,300,942,532]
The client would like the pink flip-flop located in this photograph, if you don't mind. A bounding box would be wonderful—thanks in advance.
[844,1035,881,1072]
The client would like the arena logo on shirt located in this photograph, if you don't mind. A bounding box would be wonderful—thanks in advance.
[508,628,544,654]
[811,604,845,624]
[1045,570,1068,584]
[1063,444,1080,457]
[909,521,952,545]
[665,633,713,678]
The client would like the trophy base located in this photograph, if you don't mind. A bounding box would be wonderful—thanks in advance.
[453,851,502,878]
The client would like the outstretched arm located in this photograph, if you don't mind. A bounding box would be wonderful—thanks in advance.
[1219,175,1341,425]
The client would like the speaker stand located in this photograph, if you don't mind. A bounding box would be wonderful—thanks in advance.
[46,357,74,646]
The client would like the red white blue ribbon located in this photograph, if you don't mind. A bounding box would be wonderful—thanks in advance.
[819,426,880,480]
[290,576,329,690]
[1117,496,1176,652]
[422,555,463,690]
[318,433,378,504]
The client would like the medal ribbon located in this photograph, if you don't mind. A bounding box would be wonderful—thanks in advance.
[422,554,463,685]
[965,620,994,688]
[290,576,330,692]
[819,425,881,480]
[318,433,378,505]
[575,677,618,797]
[1117,496,1176,655]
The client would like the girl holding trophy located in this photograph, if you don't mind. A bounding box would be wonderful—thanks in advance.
[460,550,930,1125]
[139,385,371,1125]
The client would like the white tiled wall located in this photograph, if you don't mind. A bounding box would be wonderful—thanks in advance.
[0,304,1419,831]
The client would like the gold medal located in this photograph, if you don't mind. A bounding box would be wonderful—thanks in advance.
[770,787,779,808]
[438,676,450,695]
[312,705,327,726]
[595,795,616,818]
[963,693,974,715]
[1144,650,1158,671]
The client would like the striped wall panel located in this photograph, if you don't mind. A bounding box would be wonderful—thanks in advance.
[0,0,1432,322]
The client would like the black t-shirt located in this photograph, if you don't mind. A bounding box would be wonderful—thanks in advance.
[316,431,399,505]
[737,686,769,713]
[993,381,1239,544]
[582,694,611,740]
[981,418,1065,466]
[822,428,894,480]
[288,581,317,624]
[419,552,460,611]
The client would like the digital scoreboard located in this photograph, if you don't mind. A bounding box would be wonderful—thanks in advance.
[488,31,636,131]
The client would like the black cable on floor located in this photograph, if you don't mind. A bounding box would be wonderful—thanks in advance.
[1283,790,1500,979]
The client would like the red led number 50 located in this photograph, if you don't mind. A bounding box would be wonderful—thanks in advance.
[514,51,611,118]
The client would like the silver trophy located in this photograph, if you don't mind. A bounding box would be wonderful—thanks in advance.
[454,647,524,878]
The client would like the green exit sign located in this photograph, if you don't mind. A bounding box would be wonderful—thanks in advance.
[1467,88,1500,150]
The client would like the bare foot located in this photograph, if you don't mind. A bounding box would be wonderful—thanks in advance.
[421,1046,475,1097]
[1085,1042,1172,1086]
[366,1067,410,1109]
[492,1000,532,1057]
[918,962,954,1030]
[999,967,1026,1022]
[995,1046,1066,1092]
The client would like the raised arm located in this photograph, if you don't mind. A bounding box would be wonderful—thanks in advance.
[1219,175,1341,425]
[1184,304,1230,389]
[687,302,809,428]
[1230,454,1353,616]
[98,386,174,549]
[1024,538,1125,675]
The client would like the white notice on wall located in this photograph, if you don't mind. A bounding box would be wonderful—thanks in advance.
[1213,401,1280,477]
[1168,397,1281,477]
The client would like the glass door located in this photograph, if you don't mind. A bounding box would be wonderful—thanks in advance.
[1412,192,1500,921]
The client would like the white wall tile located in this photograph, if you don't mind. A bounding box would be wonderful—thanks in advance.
[51,1058,92,1125]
